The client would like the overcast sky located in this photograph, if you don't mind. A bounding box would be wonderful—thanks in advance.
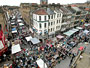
[0,0,87,6]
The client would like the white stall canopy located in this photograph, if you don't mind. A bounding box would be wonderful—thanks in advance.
[83,30,89,34]
[12,30,17,33]
[12,44,21,54]
[76,27,83,30]
[30,38,40,44]
[17,19,22,22]
[25,36,32,42]
[11,22,16,25]
[36,59,48,68]
[19,23,24,26]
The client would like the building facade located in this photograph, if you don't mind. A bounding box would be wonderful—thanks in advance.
[33,8,48,37]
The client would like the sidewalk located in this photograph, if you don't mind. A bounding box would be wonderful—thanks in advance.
[76,53,90,68]
[55,57,71,68]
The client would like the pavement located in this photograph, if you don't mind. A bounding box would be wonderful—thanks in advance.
[55,57,71,68]
[76,53,90,68]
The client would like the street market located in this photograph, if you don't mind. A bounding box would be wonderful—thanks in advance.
[0,7,90,68]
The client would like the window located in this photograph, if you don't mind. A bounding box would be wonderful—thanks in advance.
[57,14,59,17]
[57,20,58,24]
[51,22,53,25]
[52,15,53,19]
[39,16,41,21]
[49,29,50,32]
[44,23,46,28]
[45,16,46,20]
[59,20,60,23]
[39,23,42,28]
[48,15,50,19]
[51,28,52,32]
[49,22,50,26]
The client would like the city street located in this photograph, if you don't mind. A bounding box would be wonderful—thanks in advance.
[0,0,90,68]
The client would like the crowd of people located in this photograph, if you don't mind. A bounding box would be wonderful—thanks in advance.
[3,10,89,68]
[11,25,90,68]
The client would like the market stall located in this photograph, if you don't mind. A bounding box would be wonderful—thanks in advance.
[36,59,48,68]
[12,44,21,54]
[19,23,24,26]
[30,38,40,45]
[25,36,32,42]
[83,30,89,34]
[76,27,83,30]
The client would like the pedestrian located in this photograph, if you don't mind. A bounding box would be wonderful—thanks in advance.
[69,58,73,66]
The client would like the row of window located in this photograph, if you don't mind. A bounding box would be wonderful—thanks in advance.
[49,28,54,32]
[48,26,60,32]
[39,20,61,29]
[39,16,47,21]
[39,23,47,28]
[39,14,61,21]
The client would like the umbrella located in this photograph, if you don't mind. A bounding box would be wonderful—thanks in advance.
[79,46,84,51]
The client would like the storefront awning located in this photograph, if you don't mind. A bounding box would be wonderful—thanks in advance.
[25,36,32,42]
[12,44,21,54]
[63,28,79,36]
[30,38,40,44]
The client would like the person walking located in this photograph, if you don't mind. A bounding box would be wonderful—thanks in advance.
[69,58,73,66]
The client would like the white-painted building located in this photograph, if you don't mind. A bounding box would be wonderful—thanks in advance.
[33,8,63,38]
[54,8,63,34]
[33,8,48,36]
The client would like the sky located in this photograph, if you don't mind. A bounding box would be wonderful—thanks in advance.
[0,0,87,6]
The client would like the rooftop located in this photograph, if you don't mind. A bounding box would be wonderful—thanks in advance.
[46,8,55,15]
[54,8,61,13]
[71,6,81,11]
[34,8,48,15]
[67,6,76,13]
[60,7,72,14]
